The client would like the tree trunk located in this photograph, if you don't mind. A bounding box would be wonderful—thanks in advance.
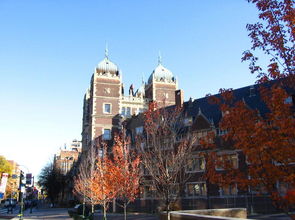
[124,202,127,220]
[103,201,107,220]
[82,196,86,218]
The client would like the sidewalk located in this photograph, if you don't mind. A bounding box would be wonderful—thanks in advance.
[10,208,71,220]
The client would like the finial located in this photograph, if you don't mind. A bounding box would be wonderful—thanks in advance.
[158,51,162,65]
[105,42,109,59]
[142,73,144,84]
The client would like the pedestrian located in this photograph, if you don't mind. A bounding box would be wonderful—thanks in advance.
[7,200,13,214]
[30,200,33,213]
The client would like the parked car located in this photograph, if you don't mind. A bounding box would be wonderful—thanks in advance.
[4,199,17,208]
[68,204,90,217]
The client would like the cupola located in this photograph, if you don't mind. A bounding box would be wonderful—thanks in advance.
[148,53,175,84]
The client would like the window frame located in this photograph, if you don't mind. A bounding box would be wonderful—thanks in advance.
[186,182,207,198]
[186,156,206,173]
[103,103,112,114]
[102,128,111,140]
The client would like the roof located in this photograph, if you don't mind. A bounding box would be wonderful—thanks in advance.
[148,63,175,84]
[183,80,294,127]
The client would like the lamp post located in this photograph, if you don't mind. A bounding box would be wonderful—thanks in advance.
[17,165,32,220]
[18,170,25,220]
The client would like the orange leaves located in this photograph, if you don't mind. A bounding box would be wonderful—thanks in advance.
[74,134,141,213]
[244,0,294,82]
[89,154,116,203]
[285,189,295,205]
[204,82,295,212]
[109,135,140,204]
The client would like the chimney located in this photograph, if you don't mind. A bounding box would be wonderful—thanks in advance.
[175,89,184,108]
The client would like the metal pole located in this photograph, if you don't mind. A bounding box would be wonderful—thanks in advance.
[18,170,23,220]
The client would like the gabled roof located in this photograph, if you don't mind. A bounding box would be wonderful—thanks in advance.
[182,81,290,127]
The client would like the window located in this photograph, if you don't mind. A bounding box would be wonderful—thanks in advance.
[121,107,126,116]
[219,184,238,196]
[138,108,145,113]
[186,182,207,197]
[186,157,205,172]
[277,182,289,196]
[103,129,111,140]
[126,107,131,116]
[135,126,143,135]
[184,117,193,126]
[284,96,293,104]
[141,185,156,198]
[216,153,238,170]
[104,103,111,114]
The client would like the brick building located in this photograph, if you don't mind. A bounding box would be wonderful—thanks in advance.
[124,82,294,213]
[54,139,82,175]
[80,50,294,214]
[81,49,178,152]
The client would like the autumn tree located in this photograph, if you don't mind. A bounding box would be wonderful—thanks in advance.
[0,156,12,199]
[204,0,294,216]
[73,144,98,215]
[136,102,196,214]
[0,156,12,176]
[88,144,117,220]
[109,134,140,220]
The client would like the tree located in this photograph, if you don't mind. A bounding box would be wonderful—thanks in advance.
[0,156,12,199]
[0,156,12,176]
[242,0,294,84]
[88,145,117,220]
[38,162,66,206]
[204,0,294,216]
[109,134,140,220]
[136,102,196,214]
[73,144,98,215]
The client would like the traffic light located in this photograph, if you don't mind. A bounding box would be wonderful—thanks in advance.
[20,170,25,185]
[26,173,32,185]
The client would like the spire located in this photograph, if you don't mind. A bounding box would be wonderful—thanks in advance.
[105,43,109,59]
[158,51,162,65]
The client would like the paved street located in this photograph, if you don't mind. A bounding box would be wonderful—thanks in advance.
[93,213,159,220]
[0,207,160,220]
[0,207,294,220]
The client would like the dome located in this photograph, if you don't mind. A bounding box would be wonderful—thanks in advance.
[148,63,175,83]
[97,57,119,74]
[96,46,119,75]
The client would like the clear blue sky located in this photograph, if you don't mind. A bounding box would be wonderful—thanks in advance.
[0,0,259,177]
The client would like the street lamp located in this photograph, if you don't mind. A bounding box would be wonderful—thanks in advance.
[16,165,33,219]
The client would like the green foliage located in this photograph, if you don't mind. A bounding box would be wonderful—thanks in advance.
[0,156,12,176]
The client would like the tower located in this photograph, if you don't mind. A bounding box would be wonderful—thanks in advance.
[145,54,177,107]
[82,48,122,151]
